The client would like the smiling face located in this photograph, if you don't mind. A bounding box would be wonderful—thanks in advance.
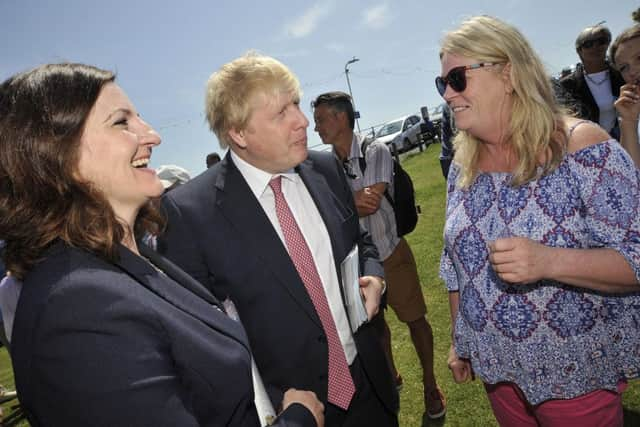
[440,52,513,144]
[615,37,640,84]
[228,90,309,174]
[77,83,163,222]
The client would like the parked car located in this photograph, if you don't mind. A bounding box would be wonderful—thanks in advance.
[373,114,422,153]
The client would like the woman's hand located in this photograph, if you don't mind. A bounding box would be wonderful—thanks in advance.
[447,345,474,383]
[488,237,553,284]
[282,388,325,427]
[615,83,640,122]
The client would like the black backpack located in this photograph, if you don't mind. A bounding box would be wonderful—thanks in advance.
[359,140,420,237]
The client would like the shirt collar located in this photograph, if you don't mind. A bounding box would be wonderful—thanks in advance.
[229,150,299,199]
[349,133,363,161]
[331,133,364,163]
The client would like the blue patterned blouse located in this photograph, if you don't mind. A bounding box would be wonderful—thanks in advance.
[440,139,640,405]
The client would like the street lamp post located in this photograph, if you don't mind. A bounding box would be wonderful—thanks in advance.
[344,56,361,133]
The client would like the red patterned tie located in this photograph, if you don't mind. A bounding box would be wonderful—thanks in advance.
[269,176,355,410]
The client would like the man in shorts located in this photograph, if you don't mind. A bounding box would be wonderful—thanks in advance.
[312,91,446,422]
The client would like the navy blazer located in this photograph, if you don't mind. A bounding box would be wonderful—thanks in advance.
[11,242,314,426]
[159,151,398,415]
[559,63,625,131]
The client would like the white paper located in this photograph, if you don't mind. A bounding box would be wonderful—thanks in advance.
[340,245,368,333]
[223,298,276,426]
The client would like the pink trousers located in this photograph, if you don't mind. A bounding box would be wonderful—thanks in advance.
[484,381,626,427]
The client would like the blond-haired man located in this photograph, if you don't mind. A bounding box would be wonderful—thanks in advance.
[159,53,398,427]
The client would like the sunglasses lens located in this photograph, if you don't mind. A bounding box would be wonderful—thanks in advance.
[436,67,468,96]
[583,37,609,49]
[435,77,447,96]
[449,68,467,92]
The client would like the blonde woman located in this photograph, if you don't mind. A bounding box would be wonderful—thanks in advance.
[438,16,640,426]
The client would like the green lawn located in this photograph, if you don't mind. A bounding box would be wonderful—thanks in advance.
[1,143,638,426]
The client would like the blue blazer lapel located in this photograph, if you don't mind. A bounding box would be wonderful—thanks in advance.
[139,243,222,309]
[115,244,249,346]
[215,155,322,328]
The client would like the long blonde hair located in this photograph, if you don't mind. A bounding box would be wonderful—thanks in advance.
[441,16,566,188]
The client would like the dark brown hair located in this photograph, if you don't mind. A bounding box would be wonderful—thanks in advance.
[610,25,640,69]
[0,63,162,280]
[311,91,356,130]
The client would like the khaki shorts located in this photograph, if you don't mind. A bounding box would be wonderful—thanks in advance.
[382,237,427,323]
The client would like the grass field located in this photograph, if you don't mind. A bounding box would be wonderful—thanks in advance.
[1,142,639,426]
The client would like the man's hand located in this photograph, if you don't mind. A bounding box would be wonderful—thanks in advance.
[358,275,383,320]
[354,187,383,217]
[447,345,474,383]
[281,388,325,427]
[488,237,553,284]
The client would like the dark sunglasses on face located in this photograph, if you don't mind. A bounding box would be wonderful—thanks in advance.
[435,62,498,97]
[581,36,610,49]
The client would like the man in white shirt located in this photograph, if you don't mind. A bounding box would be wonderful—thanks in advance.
[312,91,446,422]
[159,53,398,427]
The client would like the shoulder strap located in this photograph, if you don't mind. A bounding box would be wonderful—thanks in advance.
[359,138,371,173]
[568,120,592,136]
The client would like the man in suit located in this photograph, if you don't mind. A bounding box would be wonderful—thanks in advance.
[560,23,625,139]
[158,53,398,426]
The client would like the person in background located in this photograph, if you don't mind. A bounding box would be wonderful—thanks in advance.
[439,103,456,179]
[157,164,192,193]
[610,8,640,167]
[206,152,221,168]
[438,16,640,426]
[560,22,625,139]
[0,62,323,427]
[419,106,437,146]
[312,91,446,423]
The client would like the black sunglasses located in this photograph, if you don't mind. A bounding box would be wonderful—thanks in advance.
[342,160,358,179]
[581,36,610,49]
[435,62,498,97]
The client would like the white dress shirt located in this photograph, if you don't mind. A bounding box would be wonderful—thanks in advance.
[230,151,357,363]
[0,275,22,343]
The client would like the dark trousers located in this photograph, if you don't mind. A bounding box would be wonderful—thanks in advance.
[325,356,399,427]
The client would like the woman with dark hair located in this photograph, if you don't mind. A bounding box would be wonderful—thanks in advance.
[0,63,323,427]
[611,10,640,167]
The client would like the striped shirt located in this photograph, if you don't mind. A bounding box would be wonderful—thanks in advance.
[337,134,400,260]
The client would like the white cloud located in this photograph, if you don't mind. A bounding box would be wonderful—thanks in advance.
[283,1,334,38]
[362,3,391,30]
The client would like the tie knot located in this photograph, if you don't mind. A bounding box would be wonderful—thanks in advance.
[269,176,283,195]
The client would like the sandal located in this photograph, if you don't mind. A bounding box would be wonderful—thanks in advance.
[425,386,446,419]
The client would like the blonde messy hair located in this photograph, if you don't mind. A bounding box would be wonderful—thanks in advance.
[205,51,302,149]
[441,15,566,188]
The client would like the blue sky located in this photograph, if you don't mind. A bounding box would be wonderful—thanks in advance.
[2,0,637,176]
